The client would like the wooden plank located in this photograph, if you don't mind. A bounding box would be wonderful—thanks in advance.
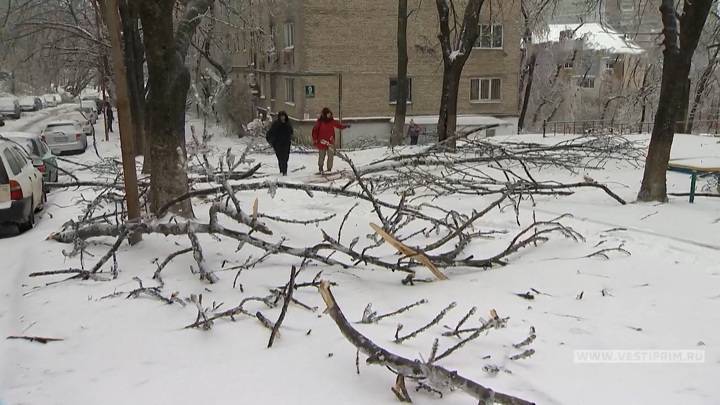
[369,223,448,280]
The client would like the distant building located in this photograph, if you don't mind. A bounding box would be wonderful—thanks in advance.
[550,0,661,49]
[531,23,646,124]
[229,0,523,147]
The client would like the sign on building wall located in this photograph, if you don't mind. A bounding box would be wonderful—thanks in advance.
[305,85,315,98]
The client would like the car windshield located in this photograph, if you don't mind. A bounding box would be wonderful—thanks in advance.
[45,124,78,133]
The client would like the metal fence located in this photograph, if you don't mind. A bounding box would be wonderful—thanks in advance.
[542,119,720,137]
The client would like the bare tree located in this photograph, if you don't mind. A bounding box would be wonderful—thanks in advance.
[638,0,714,202]
[435,0,485,150]
[686,12,720,133]
[132,0,214,216]
[392,0,409,147]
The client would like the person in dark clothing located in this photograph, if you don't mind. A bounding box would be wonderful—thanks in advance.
[266,111,293,175]
[407,119,422,145]
[106,104,115,133]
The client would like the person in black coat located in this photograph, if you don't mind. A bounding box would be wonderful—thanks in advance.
[106,104,115,133]
[266,111,293,175]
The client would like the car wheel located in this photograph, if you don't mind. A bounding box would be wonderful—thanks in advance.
[37,191,47,211]
[19,203,35,232]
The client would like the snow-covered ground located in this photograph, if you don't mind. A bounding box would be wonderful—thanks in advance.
[1,110,719,405]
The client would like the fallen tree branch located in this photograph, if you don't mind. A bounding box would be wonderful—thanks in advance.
[394,302,456,343]
[6,335,64,344]
[317,281,534,404]
[267,266,297,348]
[188,226,219,283]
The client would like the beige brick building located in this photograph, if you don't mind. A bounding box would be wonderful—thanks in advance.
[231,0,522,146]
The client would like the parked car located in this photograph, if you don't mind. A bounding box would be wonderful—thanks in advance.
[18,96,37,112]
[41,120,87,154]
[0,97,21,119]
[80,120,93,136]
[43,94,58,107]
[0,138,44,231]
[0,132,59,184]
[81,95,102,113]
[79,100,98,124]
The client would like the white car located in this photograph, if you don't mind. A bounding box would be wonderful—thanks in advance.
[43,94,58,107]
[41,120,88,154]
[0,97,21,119]
[79,100,98,124]
[18,96,37,112]
[0,139,44,231]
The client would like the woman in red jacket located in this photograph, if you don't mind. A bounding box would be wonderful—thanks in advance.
[312,107,349,174]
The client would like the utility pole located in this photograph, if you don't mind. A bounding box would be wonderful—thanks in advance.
[103,0,142,244]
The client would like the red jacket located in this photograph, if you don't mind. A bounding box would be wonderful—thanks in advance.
[312,119,347,149]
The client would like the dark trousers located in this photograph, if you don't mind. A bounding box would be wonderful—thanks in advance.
[107,119,114,132]
[410,135,419,145]
[273,141,290,175]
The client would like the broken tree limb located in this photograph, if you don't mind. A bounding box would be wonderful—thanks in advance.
[370,223,448,280]
[317,281,534,405]
[267,266,297,348]
[187,226,219,283]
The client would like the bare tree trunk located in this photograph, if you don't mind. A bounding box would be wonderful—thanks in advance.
[676,78,691,132]
[435,0,485,151]
[437,65,461,147]
[638,0,713,202]
[391,0,409,147]
[134,0,213,216]
[518,51,536,133]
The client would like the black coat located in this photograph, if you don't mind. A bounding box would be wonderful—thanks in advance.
[267,120,293,149]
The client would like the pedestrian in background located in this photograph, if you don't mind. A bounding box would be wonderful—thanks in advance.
[266,111,293,175]
[408,119,422,145]
[106,104,114,133]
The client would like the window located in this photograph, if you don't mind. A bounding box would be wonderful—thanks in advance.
[270,76,277,100]
[470,78,502,102]
[476,24,503,49]
[285,78,295,103]
[576,75,596,88]
[605,59,616,70]
[3,148,22,175]
[389,78,412,103]
[620,0,634,12]
[283,22,294,48]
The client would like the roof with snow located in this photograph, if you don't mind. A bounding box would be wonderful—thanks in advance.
[536,23,645,55]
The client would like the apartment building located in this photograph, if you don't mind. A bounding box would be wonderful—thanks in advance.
[230,0,522,146]
[551,0,661,48]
